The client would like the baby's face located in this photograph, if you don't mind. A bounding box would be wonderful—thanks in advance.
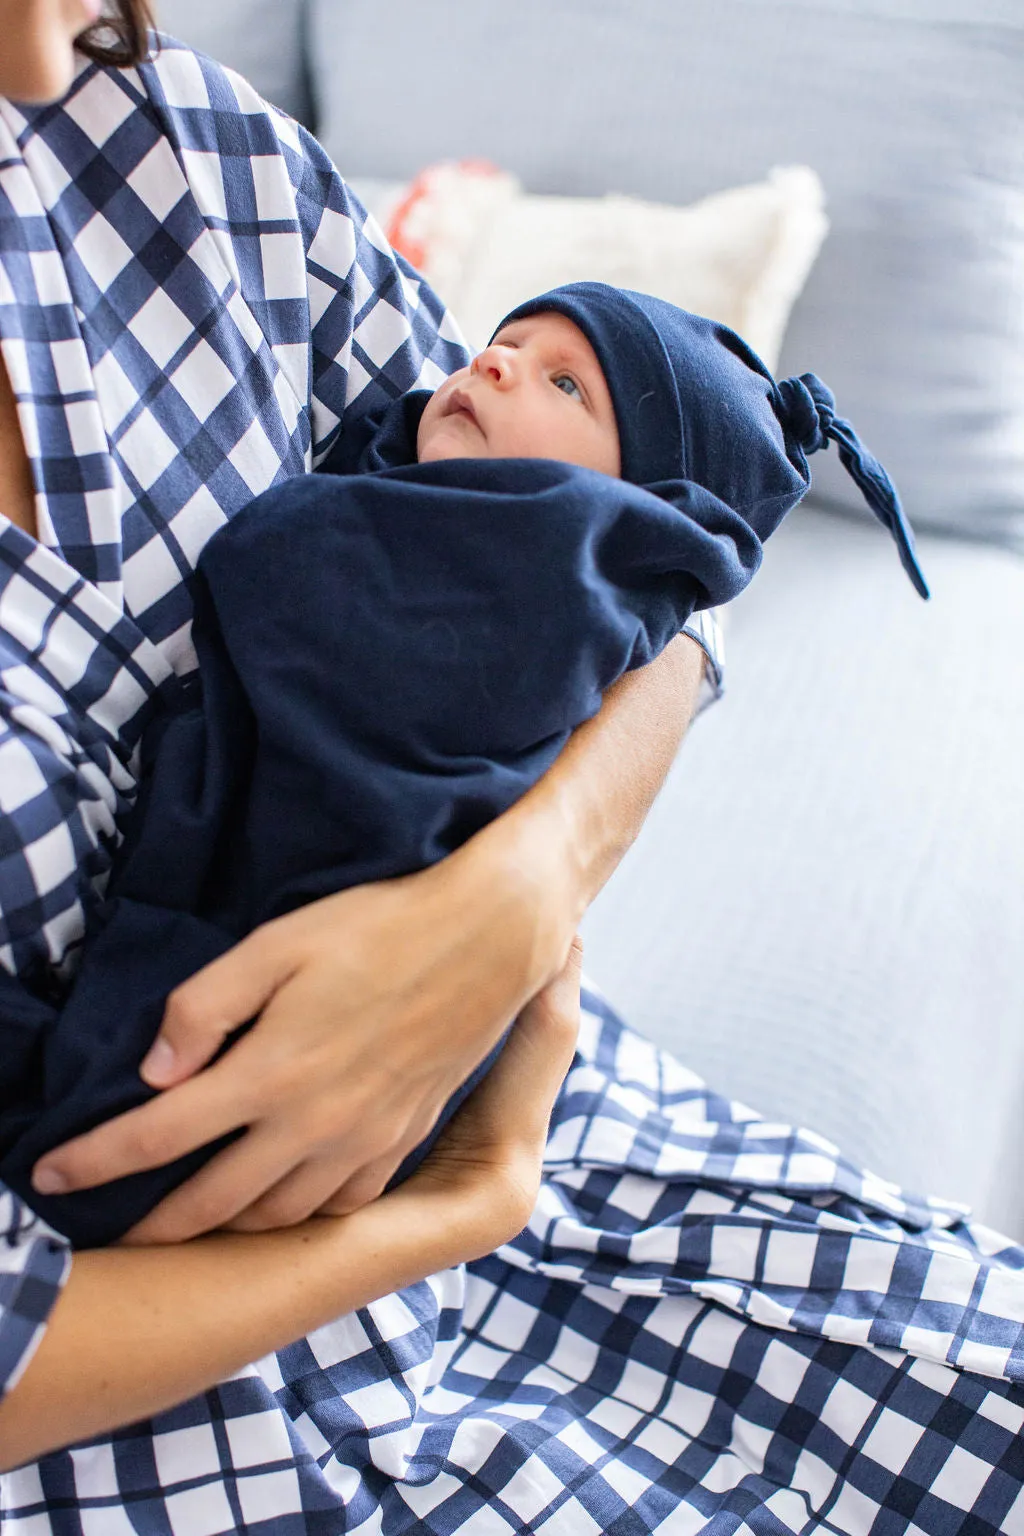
[417,312,621,478]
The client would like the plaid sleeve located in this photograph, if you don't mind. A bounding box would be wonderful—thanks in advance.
[682,605,724,708]
[282,122,471,462]
[138,39,470,473]
[0,1185,70,1401]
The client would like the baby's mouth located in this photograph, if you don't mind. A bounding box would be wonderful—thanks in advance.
[444,387,481,432]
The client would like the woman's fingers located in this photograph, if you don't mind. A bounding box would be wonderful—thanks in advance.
[31,1060,258,1197]
[120,1125,311,1244]
[34,934,582,1219]
[403,941,583,1236]
[233,1102,441,1229]
[229,1154,384,1231]
[317,1160,397,1218]
[323,949,583,1219]
[139,928,299,1089]
[317,1117,436,1217]
[38,862,577,1239]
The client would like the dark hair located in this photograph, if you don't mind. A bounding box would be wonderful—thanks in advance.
[76,1,156,68]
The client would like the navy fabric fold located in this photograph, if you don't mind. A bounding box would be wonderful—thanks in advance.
[0,452,765,1247]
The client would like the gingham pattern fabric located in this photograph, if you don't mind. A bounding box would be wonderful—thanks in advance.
[4,992,1024,1532]
[12,37,1022,1536]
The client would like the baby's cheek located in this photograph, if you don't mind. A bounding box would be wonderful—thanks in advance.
[416,404,442,462]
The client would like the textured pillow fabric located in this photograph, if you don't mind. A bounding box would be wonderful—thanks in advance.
[379,162,827,368]
[309,0,1024,551]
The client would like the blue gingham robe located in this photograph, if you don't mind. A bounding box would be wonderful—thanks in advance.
[1,38,1023,1533]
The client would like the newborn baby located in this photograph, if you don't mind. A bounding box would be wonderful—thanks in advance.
[0,284,927,1246]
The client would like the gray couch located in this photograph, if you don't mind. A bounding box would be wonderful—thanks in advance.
[158,0,1024,1234]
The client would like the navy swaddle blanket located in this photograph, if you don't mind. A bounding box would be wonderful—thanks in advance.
[0,452,757,1246]
[0,285,927,1247]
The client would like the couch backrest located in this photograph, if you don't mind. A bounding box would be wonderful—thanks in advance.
[156,0,312,124]
[306,0,1024,551]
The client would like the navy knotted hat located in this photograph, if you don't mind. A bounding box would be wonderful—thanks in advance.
[495,282,928,599]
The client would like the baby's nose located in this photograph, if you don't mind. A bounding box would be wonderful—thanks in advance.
[471,344,516,387]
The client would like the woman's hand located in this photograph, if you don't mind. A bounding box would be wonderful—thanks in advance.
[32,813,579,1244]
[402,935,582,1249]
[1,944,581,1473]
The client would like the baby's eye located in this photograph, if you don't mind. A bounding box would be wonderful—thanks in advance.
[552,374,583,402]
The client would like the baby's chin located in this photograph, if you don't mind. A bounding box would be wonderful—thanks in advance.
[417,445,491,464]
[417,427,493,464]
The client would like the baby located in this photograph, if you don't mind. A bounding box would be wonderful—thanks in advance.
[0,284,926,1246]
[332,281,927,599]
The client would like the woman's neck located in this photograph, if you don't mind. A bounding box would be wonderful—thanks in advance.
[0,350,37,539]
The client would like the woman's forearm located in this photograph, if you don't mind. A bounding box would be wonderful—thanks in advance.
[475,632,705,954]
[0,1181,493,1471]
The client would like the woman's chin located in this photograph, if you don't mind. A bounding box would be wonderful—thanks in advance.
[2,35,82,105]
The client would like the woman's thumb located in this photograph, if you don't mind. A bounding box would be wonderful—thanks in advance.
[139,928,294,1087]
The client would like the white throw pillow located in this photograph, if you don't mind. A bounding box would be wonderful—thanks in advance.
[378,162,828,369]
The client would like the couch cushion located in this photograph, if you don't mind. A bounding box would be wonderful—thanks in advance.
[309,0,1024,553]
[380,162,827,366]
[580,517,1024,1236]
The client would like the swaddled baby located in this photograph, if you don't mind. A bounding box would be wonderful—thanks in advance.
[0,284,927,1246]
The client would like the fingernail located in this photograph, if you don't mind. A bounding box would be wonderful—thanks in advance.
[141,1038,177,1084]
[33,1166,69,1195]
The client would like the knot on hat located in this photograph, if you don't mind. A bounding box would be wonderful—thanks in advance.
[779,373,929,600]
[777,373,836,457]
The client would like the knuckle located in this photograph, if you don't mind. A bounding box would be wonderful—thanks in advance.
[176,1192,229,1235]
[406,1112,436,1150]
[129,1124,173,1166]
[271,1058,335,1108]
[556,1003,581,1039]
[163,987,209,1038]
[252,1195,309,1229]
[551,988,579,1020]
[335,1176,383,1214]
[302,1103,350,1148]
[319,1192,356,1217]
[254,914,298,964]
[364,1130,400,1166]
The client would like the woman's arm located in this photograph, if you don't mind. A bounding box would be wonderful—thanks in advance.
[0,943,581,1470]
[0,1187,487,1471]
[32,635,705,1239]
[505,629,706,929]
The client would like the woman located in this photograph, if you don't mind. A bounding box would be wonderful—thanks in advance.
[1,5,1023,1531]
